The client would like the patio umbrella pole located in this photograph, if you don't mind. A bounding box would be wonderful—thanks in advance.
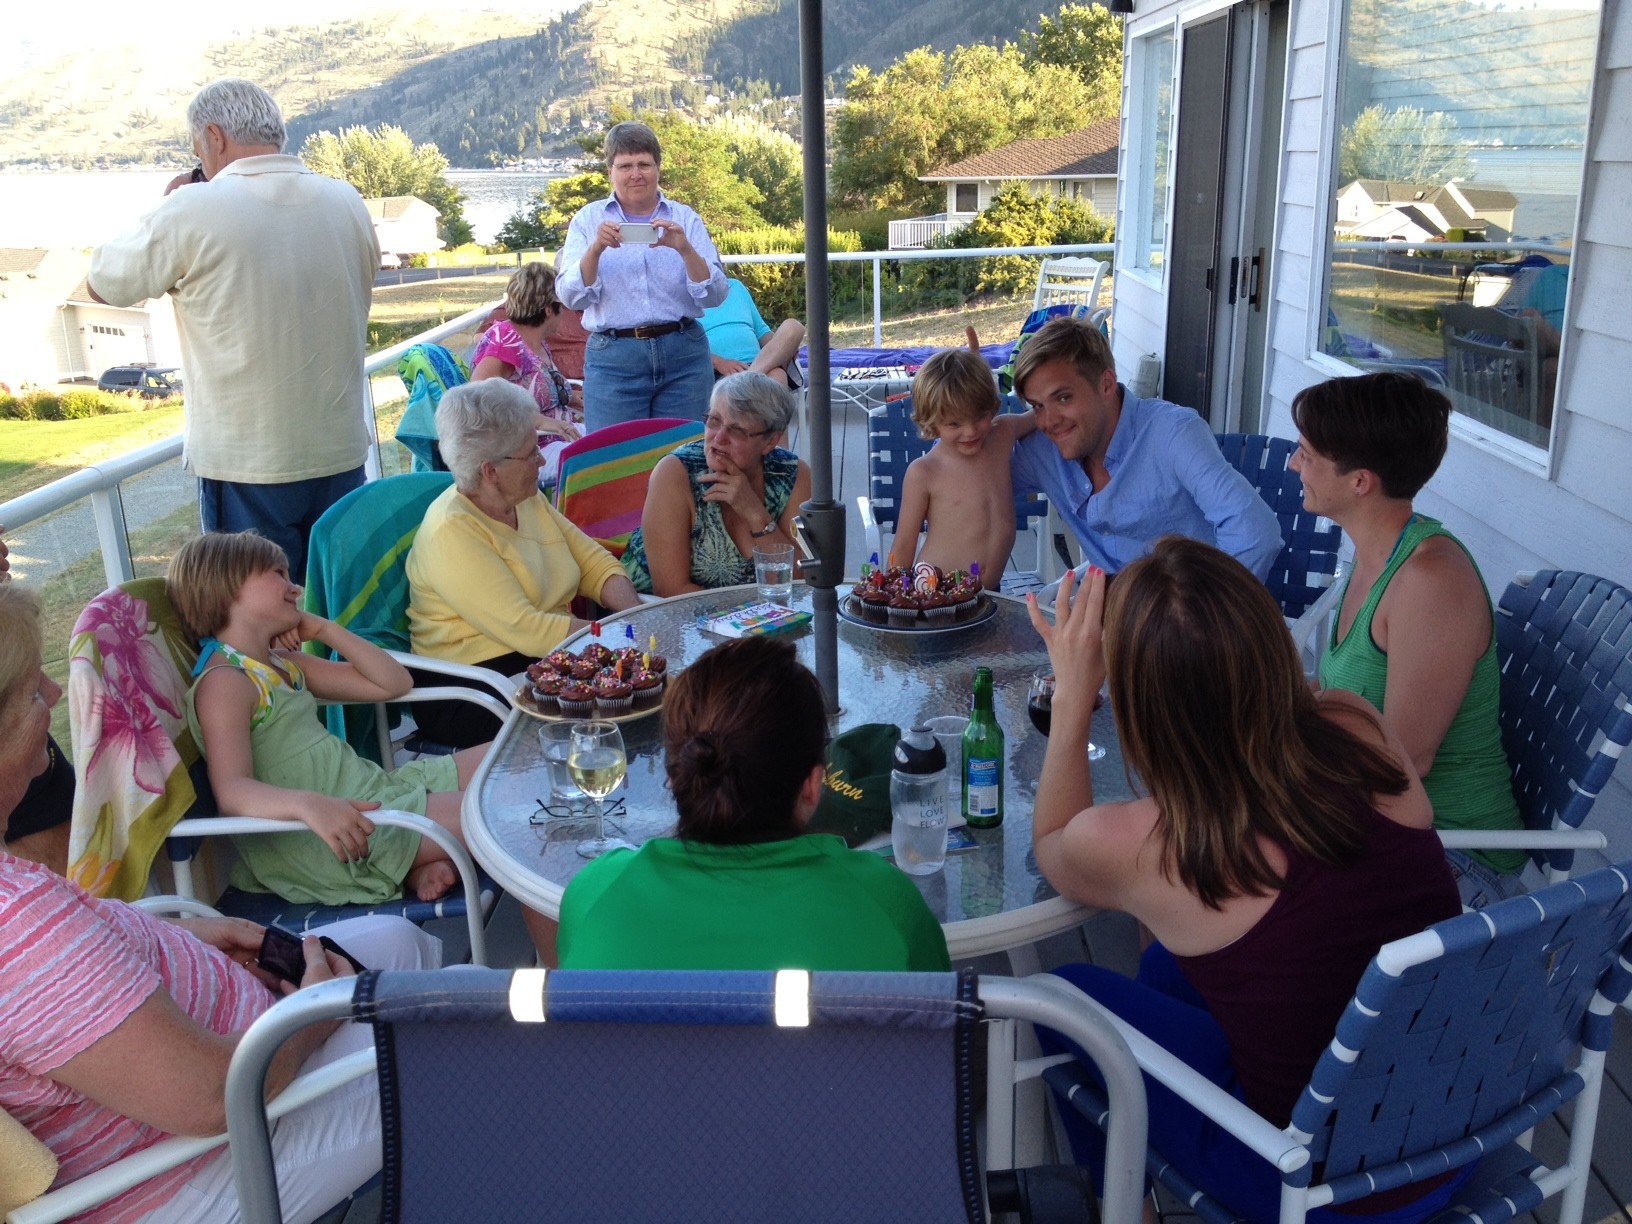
[798,0,844,717]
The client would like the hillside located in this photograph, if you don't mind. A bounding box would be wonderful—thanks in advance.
[4,0,1066,169]
[0,4,568,167]
[287,0,1068,164]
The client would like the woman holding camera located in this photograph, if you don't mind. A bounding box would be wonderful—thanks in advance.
[0,583,437,1223]
[556,121,729,432]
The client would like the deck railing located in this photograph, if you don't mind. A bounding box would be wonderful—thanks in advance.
[0,241,1113,591]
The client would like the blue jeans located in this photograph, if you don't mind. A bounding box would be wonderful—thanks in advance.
[582,321,713,433]
[198,466,364,585]
[1041,946,1470,1223]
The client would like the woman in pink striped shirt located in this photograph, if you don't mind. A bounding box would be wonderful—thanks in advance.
[0,583,437,1223]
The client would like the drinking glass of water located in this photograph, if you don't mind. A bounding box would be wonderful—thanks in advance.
[568,721,632,858]
[537,722,584,815]
[753,541,795,605]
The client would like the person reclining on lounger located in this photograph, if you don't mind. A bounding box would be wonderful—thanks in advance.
[700,278,806,388]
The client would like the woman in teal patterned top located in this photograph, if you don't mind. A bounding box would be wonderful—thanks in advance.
[1289,372,1525,909]
[621,371,812,595]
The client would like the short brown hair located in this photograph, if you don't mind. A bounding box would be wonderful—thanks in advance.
[1105,536,1408,908]
[167,531,287,641]
[505,262,561,327]
[910,349,1000,440]
[604,121,663,167]
[662,637,829,845]
[1013,316,1116,401]
[1290,372,1449,500]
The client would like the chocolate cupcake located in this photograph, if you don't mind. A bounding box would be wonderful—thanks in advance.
[569,658,600,682]
[556,681,596,718]
[545,649,576,675]
[630,667,664,708]
[592,671,634,715]
[529,670,564,712]
[856,585,891,623]
[887,593,921,627]
[581,643,615,670]
[921,592,957,626]
[645,654,669,676]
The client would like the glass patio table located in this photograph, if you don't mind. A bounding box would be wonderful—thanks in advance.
[460,583,1130,961]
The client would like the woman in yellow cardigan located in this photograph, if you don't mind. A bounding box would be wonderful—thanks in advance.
[407,379,641,747]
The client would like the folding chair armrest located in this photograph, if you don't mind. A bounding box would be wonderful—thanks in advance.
[8,1049,373,1224]
[857,496,884,570]
[166,812,489,966]
[382,652,511,691]
[399,686,511,722]
[1287,579,1345,658]
[133,895,224,919]
[1438,829,1608,851]
[1028,975,1308,1174]
[227,980,361,1224]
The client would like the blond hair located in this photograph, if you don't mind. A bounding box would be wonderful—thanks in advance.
[505,262,562,327]
[167,531,288,641]
[910,349,1001,441]
[0,584,43,710]
[1013,316,1116,401]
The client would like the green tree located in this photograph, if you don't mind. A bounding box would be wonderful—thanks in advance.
[299,125,473,245]
[1339,105,1471,185]
[831,45,1096,215]
[1021,5,1123,121]
[495,171,606,251]
[711,115,804,228]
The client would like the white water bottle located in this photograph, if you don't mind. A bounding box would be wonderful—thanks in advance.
[891,724,949,876]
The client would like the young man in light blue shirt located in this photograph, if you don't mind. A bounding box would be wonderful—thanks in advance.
[1010,317,1282,580]
[556,122,729,431]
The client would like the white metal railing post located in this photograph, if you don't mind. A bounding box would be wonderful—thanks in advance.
[89,485,135,586]
[872,257,883,348]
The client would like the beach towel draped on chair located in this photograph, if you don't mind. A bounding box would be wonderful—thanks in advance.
[393,344,469,473]
[65,578,205,900]
[554,418,704,558]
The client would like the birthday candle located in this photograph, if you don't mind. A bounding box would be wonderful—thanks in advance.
[591,620,601,638]
[649,634,657,656]
[624,623,635,641]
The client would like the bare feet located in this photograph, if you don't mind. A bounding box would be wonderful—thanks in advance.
[404,861,456,902]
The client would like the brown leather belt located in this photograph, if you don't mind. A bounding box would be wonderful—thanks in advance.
[602,319,694,340]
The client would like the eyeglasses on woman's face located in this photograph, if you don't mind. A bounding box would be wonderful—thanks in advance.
[496,447,542,466]
[703,412,773,444]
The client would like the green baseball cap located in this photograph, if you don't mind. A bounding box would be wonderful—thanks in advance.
[808,722,899,847]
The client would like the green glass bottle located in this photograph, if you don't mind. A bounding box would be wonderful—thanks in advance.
[962,666,1005,828]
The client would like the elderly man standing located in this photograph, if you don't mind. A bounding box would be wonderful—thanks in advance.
[89,78,379,583]
[1010,316,1282,581]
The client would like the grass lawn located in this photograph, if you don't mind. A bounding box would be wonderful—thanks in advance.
[0,405,186,505]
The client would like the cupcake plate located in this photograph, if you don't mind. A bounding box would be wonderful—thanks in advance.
[510,685,666,724]
[838,588,996,634]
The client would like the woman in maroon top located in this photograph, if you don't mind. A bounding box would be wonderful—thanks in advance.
[1026,537,1463,1222]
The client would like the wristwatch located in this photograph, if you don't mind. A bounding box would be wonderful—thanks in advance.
[749,518,779,538]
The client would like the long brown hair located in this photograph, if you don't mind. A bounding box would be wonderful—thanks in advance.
[1104,537,1409,908]
[662,637,829,845]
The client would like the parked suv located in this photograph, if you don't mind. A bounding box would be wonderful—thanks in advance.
[98,366,183,398]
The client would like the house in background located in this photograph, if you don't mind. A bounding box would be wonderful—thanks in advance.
[364,196,444,259]
[1103,0,1623,860]
[888,120,1120,249]
[1335,178,1518,240]
[0,247,181,387]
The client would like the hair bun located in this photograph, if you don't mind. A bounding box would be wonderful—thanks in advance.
[681,730,726,781]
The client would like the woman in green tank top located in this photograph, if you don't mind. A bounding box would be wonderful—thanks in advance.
[1289,373,1525,908]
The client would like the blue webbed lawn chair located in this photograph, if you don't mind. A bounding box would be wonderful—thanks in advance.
[1436,570,1631,881]
[856,394,1057,588]
[1214,433,1342,620]
[1041,862,1632,1224]
[226,969,1151,1224]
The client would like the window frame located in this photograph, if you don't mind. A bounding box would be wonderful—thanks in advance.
[1119,19,1179,291]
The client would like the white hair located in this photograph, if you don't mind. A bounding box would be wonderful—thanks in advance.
[438,380,540,490]
[188,78,286,150]
[712,371,794,435]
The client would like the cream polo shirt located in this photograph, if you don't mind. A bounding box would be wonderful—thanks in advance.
[406,486,629,664]
[90,155,379,484]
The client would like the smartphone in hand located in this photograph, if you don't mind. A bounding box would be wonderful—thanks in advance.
[256,925,366,985]
[617,222,658,245]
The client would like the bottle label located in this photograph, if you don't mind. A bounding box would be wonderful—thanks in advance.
[966,758,999,820]
[910,799,945,829]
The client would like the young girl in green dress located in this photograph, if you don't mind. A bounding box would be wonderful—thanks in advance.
[169,531,487,906]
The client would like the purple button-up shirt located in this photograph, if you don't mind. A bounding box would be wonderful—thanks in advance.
[556,191,728,332]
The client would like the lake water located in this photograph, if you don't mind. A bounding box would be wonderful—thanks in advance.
[0,167,560,249]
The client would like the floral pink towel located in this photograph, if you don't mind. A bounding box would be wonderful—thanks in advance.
[66,578,203,900]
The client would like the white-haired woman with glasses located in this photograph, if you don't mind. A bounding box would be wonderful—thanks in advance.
[621,371,813,596]
[407,380,641,747]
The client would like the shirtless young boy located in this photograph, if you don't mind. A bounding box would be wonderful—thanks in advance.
[889,348,1036,589]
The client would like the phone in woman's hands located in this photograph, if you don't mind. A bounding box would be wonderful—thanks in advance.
[256,924,366,985]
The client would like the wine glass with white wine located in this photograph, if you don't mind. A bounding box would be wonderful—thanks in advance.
[569,721,632,858]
